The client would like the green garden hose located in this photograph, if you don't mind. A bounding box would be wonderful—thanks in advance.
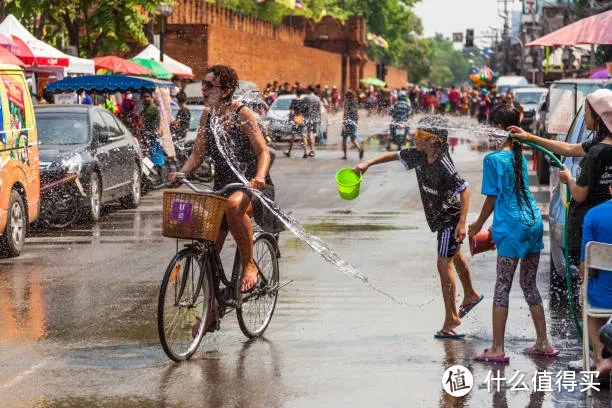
[522,140,584,339]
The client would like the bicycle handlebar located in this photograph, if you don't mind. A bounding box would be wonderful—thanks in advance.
[173,172,247,195]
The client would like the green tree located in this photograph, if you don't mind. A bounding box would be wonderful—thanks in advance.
[401,38,431,84]
[4,0,171,57]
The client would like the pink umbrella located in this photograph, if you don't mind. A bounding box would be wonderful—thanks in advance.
[526,10,612,47]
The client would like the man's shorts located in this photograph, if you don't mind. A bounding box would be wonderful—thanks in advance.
[342,127,360,142]
[305,120,319,134]
[291,124,304,136]
[437,222,461,258]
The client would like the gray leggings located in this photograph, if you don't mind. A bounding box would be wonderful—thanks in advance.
[493,253,542,308]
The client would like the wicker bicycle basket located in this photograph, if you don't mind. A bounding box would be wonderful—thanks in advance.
[162,191,228,241]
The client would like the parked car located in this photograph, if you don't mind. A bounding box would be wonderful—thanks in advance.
[35,105,142,228]
[512,87,548,133]
[264,94,328,143]
[534,79,612,185]
[0,64,40,257]
[548,104,590,290]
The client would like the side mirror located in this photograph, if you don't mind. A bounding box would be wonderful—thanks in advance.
[98,130,114,144]
[541,102,548,112]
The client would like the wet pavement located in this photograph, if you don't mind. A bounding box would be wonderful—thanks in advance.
[0,116,610,407]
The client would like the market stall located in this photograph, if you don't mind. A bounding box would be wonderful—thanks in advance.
[46,75,176,158]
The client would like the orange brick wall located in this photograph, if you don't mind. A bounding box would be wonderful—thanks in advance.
[362,60,408,89]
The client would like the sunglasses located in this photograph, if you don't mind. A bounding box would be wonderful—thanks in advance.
[201,80,222,90]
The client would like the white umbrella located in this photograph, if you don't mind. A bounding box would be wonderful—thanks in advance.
[133,44,194,78]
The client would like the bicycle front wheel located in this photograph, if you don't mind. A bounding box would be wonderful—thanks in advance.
[237,234,280,338]
[158,248,211,362]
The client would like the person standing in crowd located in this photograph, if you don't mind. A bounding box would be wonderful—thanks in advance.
[284,88,310,158]
[355,117,482,339]
[171,76,183,101]
[331,85,340,113]
[76,90,93,105]
[119,92,140,137]
[341,89,364,160]
[448,86,461,115]
[171,91,190,142]
[469,105,557,362]
[304,85,322,156]
[477,89,491,124]
[140,89,160,151]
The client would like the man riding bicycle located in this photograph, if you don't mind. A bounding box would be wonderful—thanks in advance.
[386,93,411,151]
[169,65,277,295]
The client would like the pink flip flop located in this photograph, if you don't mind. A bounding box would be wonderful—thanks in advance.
[523,346,560,357]
[474,349,510,363]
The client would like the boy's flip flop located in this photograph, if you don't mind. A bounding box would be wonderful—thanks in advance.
[459,294,485,318]
[523,346,560,357]
[474,349,510,363]
[434,329,465,339]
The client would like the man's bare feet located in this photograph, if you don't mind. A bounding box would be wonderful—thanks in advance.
[240,261,259,292]
[596,358,612,376]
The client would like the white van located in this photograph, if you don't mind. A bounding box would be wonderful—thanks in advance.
[496,76,530,95]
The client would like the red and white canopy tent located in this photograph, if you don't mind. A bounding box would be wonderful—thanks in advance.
[0,15,94,75]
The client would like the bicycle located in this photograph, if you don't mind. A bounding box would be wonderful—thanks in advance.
[157,174,282,362]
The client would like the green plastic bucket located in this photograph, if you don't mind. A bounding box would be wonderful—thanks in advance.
[335,168,363,200]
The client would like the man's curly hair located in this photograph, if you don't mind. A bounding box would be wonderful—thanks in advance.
[206,65,239,101]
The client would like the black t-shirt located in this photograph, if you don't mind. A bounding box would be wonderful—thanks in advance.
[576,142,612,207]
[398,148,468,232]
[289,98,309,120]
[174,107,191,140]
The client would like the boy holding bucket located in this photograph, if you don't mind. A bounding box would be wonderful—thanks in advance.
[354,117,483,338]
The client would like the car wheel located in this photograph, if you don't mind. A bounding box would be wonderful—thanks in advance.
[120,164,141,209]
[84,174,102,222]
[0,190,27,258]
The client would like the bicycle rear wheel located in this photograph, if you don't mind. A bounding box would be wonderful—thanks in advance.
[158,248,211,362]
[237,234,280,338]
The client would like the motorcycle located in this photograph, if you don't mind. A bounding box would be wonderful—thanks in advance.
[386,123,410,151]
[141,138,175,192]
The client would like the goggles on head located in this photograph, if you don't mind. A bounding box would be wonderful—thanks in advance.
[415,129,443,143]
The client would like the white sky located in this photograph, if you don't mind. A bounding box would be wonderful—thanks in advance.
[413,0,522,48]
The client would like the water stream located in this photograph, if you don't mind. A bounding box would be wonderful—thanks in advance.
[208,110,406,305]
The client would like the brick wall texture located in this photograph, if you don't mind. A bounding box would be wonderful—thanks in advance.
[159,0,407,91]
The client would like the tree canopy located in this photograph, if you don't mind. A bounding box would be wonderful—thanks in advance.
[0,0,477,86]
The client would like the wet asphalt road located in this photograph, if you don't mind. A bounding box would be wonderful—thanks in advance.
[0,114,610,407]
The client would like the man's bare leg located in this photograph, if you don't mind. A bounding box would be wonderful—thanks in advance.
[437,256,461,333]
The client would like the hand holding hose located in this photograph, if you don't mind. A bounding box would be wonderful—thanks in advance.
[559,165,573,184]
[507,126,530,140]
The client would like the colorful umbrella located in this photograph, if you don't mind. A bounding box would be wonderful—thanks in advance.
[360,77,386,87]
[130,58,172,79]
[92,56,152,76]
[0,46,24,66]
[526,9,612,47]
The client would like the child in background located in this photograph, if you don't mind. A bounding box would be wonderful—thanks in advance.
[355,117,482,338]
[469,104,558,363]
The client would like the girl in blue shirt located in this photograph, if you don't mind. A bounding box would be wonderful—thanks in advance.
[468,105,558,362]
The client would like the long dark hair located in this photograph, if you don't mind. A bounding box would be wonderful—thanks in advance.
[490,104,535,225]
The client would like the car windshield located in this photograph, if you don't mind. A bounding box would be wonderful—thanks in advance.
[172,107,204,131]
[271,98,293,110]
[37,113,89,145]
[514,92,543,105]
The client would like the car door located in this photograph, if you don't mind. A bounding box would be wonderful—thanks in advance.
[91,110,115,197]
[98,109,128,195]
[105,112,136,189]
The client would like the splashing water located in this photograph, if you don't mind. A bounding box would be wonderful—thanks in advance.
[208,110,406,305]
